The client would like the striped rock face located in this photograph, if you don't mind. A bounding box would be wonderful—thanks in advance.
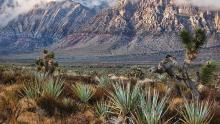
[0,0,219,57]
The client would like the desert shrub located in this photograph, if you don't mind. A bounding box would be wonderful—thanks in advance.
[97,76,111,87]
[0,66,34,85]
[95,101,110,118]
[57,98,77,116]
[127,67,145,79]
[157,74,168,82]
[22,77,43,99]
[1,70,16,84]
[22,74,64,116]
[200,60,217,84]
[0,90,24,123]
[72,83,95,103]
[36,95,58,116]
[109,83,140,117]
[23,74,64,100]
[179,100,213,124]
[88,70,98,77]
[133,89,169,124]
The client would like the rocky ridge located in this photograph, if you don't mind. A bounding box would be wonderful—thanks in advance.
[0,0,219,56]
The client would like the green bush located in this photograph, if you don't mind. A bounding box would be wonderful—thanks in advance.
[200,60,217,84]
[127,67,145,79]
[72,83,94,103]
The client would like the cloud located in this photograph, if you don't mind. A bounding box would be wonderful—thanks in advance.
[0,0,59,27]
[0,0,118,27]
[73,0,117,8]
[175,0,220,10]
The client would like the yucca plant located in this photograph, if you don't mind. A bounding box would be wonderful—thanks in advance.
[22,74,64,100]
[200,60,217,84]
[22,75,44,99]
[34,77,64,116]
[42,77,64,99]
[72,83,94,103]
[180,28,207,63]
[35,49,58,75]
[133,89,169,124]
[179,100,213,124]
[97,76,111,87]
[109,83,140,117]
[95,101,111,118]
[23,81,41,99]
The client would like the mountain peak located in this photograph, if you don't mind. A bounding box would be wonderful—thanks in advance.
[0,0,219,56]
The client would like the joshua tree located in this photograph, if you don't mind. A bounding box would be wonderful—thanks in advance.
[180,28,206,64]
[35,49,59,76]
[154,28,207,99]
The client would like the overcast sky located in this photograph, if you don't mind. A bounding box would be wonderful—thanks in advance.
[176,0,220,10]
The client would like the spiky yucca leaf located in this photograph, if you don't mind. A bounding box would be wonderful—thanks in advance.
[194,28,206,50]
[109,83,140,116]
[23,81,41,99]
[179,100,213,124]
[134,89,169,124]
[97,76,111,87]
[42,77,64,99]
[180,29,193,50]
[180,28,207,62]
[22,75,44,99]
[72,83,94,103]
[95,101,110,118]
[23,75,64,100]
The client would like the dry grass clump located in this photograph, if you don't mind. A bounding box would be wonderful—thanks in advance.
[0,88,24,123]
[0,66,33,85]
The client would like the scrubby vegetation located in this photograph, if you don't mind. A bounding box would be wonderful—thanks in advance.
[179,99,213,124]
[200,61,218,84]
[0,29,220,124]
[0,61,219,123]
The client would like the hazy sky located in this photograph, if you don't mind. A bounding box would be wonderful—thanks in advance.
[73,0,117,8]
[176,0,220,10]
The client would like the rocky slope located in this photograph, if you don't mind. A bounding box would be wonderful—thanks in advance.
[53,0,220,56]
[0,0,95,52]
[0,0,220,56]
